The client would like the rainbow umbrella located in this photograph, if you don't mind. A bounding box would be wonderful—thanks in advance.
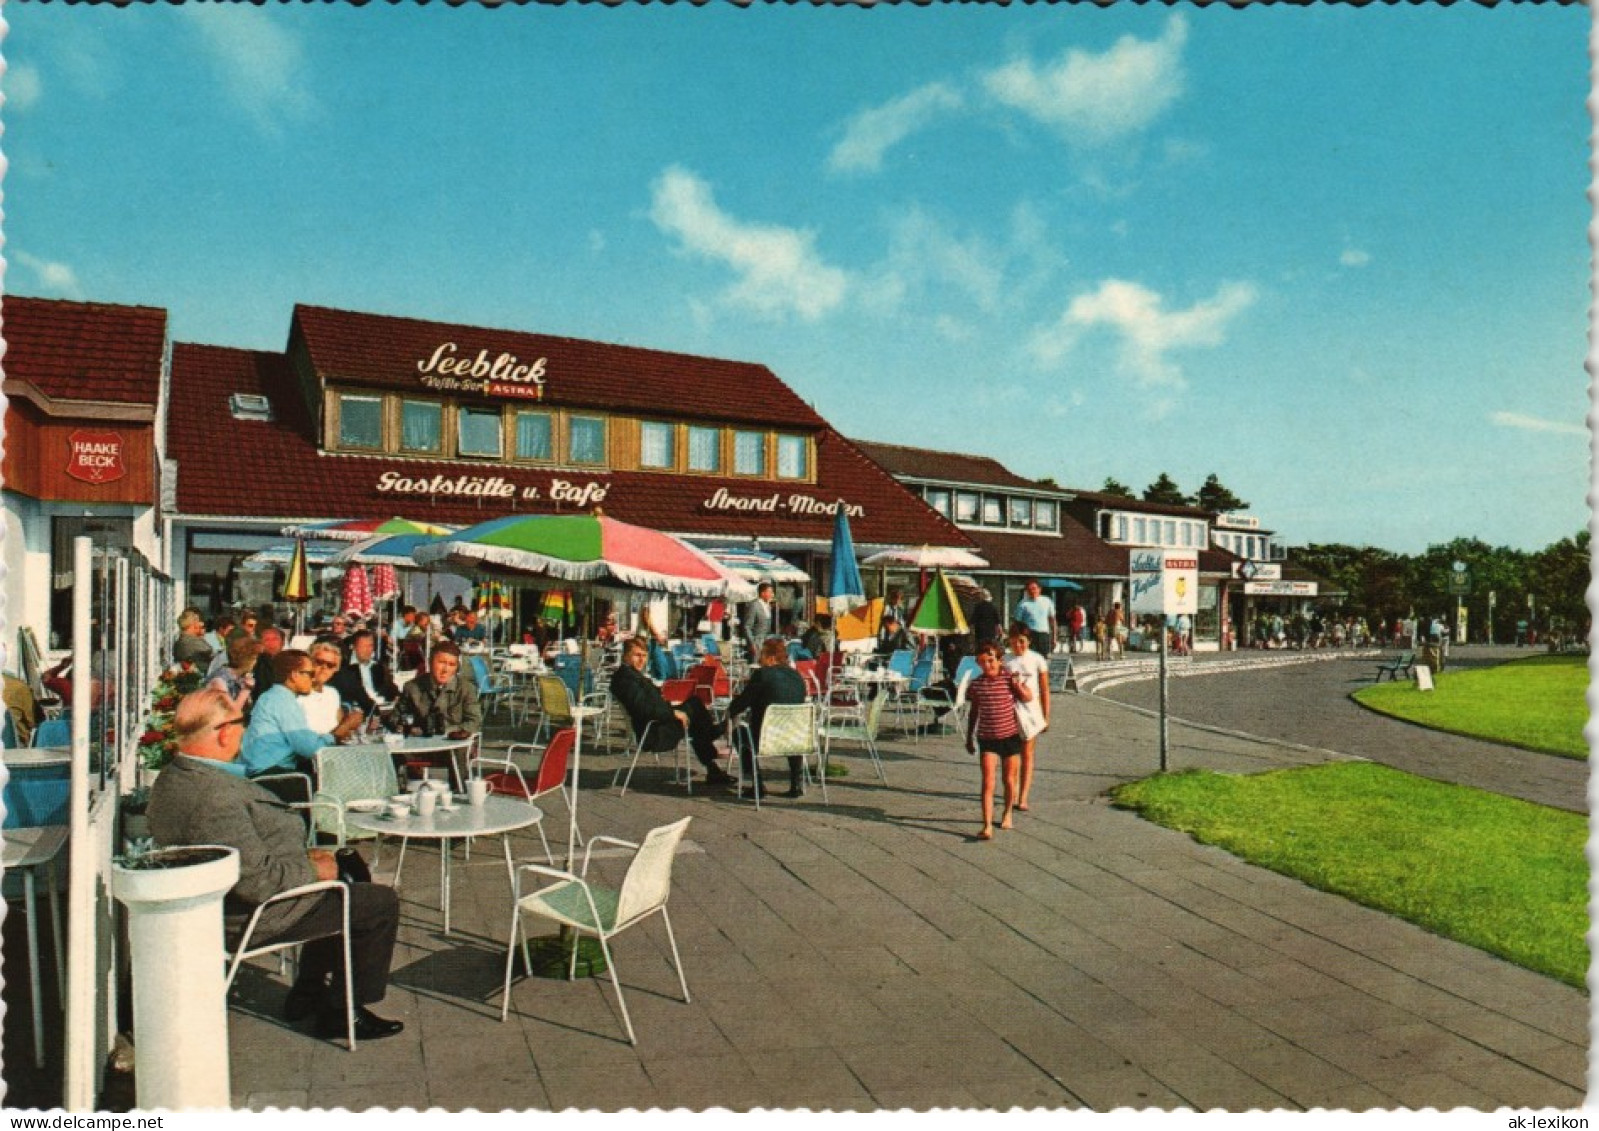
[285,516,457,543]
[413,512,754,601]
[475,579,513,620]
[705,547,810,584]
[539,589,574,626]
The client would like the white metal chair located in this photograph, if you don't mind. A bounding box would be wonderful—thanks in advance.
[253,771,318,847]
[730,702,826,810]
[224,879,357,1050]
[820,691,888,784]
[612,719,694,797]
[500,816,693,1045]
[312,744,400,850]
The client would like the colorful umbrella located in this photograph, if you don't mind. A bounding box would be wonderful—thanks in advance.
[332,531,450,567]
[242,540,343,569]
[341,564,375,620]
[862,545,989,569]
[475,579,513,620]
[908,568,970,636]
[826,504,865,616]
[285,516,457,543]
[282,537,313,603]
[412,512,755,601]
[704,547,810,584]
[539,589,574,625]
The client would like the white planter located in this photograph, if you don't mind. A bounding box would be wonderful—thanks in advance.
[112,846,239,1110]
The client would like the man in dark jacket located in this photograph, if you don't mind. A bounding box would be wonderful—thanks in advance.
[725,637,809,798]
[148,688,403,1044]
[611,638,733,785]
[332,629,400,717]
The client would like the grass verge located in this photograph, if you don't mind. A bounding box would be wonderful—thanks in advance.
[1352,654,1587,759]
[1111,762,1588,987]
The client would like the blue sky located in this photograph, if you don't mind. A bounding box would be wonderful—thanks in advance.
[4,3,1589,554]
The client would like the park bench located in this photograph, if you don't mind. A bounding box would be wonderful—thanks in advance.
[1373,651,1415,682]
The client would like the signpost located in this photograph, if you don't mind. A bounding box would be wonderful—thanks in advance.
[1449,561,1471,646]
[1130,550,1199,772]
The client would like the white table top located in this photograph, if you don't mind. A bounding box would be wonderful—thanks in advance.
[381,734,475,755]
[344,795,542,841]
[3,824,69,868]
[5,747,72,768]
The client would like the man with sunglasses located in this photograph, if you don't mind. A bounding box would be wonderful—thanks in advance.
[149,688,403,1043]
[241,649,364,777]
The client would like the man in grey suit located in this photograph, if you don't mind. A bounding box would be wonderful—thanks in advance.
[148,688,404,1043]
[741,582,775,661]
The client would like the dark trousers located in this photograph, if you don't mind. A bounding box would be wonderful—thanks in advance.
[732,727,803,787]
[1029,630,1052,656]
[652,697,722,771]
[249,883,400,1006]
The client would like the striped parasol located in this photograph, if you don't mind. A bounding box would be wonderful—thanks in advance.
[285,516,458,543]
[371,563,401,602]
[282,538,314,603]
[704,547,810,584]
[539,589,574,625]
[475,579,513,621]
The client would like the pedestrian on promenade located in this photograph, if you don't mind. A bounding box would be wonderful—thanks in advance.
[970,588,1002,650]
[1067,603,1086,653]
[964,641,1032,841]
[1012,579,1057,656]
[1004,624,1050,813]
[1093,612,1109,660]
[1107,601,1126,656]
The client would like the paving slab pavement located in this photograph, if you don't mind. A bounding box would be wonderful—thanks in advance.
[222,687,1588,1112]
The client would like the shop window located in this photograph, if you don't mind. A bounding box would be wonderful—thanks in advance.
[515,411,553,461]
[955,492,980,524]
[1009,498,1033,529]
[776,435,807,480]
[734,430,764,476]
[338,393,383,449]
[50,516,133,649]
[641,422,676,469]
[458,406,503,458]
[926,488,952,518]
[982,495,1004,526]
[570,416,607,465]
[687,426,720,472]
[1034,499,1056,531]
[401,400,443,454]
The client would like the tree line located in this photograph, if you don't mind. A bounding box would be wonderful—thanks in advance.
[1099,472,1587,642]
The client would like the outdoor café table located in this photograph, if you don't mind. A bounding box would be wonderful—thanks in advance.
[5,746,72,768]
[344,795,544,935]
[385,734,476,789]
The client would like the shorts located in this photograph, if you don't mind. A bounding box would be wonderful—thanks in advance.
[978,734,1024,759]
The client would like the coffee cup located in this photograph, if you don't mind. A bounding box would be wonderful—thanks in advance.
[467,778,489,807]
[386,801,410,820]
[415,788,437,817]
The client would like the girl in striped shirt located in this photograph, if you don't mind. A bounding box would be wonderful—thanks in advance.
[964,641,1033,841]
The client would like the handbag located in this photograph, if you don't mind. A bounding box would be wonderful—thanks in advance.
[1014,701,1045,740]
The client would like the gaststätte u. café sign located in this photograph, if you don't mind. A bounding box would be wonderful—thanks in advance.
[416,341,549,401]
[66,429,127,485]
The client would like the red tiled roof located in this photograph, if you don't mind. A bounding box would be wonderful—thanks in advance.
[292,304,828,430]
[851,438,1052,492]
[169,342,972,549]
[1,295,167,405]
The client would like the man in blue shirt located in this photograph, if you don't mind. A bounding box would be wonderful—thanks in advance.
[241,650,364,776]
[1012,579,1057,657]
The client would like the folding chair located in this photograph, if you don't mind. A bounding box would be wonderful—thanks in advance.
[477,728,583,865]
[225,880,357,1050]
[730,702,825,810]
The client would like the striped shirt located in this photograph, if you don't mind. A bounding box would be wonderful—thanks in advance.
[967,672,1021,741]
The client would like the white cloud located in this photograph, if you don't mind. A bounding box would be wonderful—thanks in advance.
[828,82,964,175]
[12,251,82,297]
[649,166,848,322]
[5,63,43,112]
[184,5,313,134]
[1030,277,1256,388]
[1340,247,1371,268]
[981,15,1188,143]
[883,208,1005,313]
[1490,411,1587,438]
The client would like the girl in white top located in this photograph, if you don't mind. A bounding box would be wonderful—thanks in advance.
[1003,624,1051,812]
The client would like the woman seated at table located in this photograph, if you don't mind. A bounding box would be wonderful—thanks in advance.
[208,633,262,719]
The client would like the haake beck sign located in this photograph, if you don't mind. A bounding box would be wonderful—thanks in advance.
[66,429,127,484]
[1130,549,1198,616]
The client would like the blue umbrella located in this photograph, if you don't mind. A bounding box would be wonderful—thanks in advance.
[827,503,865,615]
[1040,577,1084,592]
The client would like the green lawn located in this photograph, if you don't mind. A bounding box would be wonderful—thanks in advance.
[1353,654,1588,759]
[1111,762,1588,987]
